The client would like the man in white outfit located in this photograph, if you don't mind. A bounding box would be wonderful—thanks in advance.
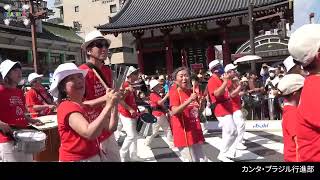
[207,60,237,162]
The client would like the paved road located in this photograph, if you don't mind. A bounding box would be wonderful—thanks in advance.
[117,130,284,162]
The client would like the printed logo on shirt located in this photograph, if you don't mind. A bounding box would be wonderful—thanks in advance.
[190,107,199,119]
[16,106,23,116]
[94,81,106,97]
[9,96,24,106]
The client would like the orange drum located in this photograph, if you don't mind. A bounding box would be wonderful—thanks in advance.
[32,115,60,162]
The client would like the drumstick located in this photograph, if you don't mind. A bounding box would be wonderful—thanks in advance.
[92,69,109,90]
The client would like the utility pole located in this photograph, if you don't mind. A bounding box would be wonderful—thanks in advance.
[29,0,39,73]
[248,2,256,73]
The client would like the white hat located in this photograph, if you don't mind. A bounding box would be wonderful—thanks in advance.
[283,56,296,72]
[0,59,21,78]
[208,60,221,71]
[158,75,165,80]
[277,74,305,96]
[149,79,160,90]
[49,63,88,98]
[81,30,111,50]
[288,24,320,66]
[126,66,139,77]
[224,63,237,72]
[28,73,43,83]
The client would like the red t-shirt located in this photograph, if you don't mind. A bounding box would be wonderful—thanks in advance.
[227,83,241,112]
[207,74,233,117]
[57,100,99,161]
[149,92,165,117]
[297,75,320,162]
[25,88,52,118]
[79,64,113,141]
[169,87,204,147]
[0,85,29,143]
[118,81,138,118]
[282,105,298,162]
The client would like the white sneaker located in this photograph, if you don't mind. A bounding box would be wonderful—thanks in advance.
[130,156,144,162]
[237,143,247,150]
[217,154,234,162]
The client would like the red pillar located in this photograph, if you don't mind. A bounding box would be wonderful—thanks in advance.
[164,35,173,75]
[221,28,231,66]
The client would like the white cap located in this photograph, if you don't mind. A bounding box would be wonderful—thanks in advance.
[288,24,320,66]
[208,60,221,71]
[224,63,237,72]
[0,59,21,78]
[49,63,88,98]
[277,74,305,96]
[283,56,296,72]
[81,30,111,49]
[158,75,165,80]
[28,73,43,83]
[268,67,277,72]
[126,66,139,77]
[149,79,160,90]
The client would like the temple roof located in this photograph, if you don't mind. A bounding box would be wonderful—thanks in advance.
[98,0,289,33]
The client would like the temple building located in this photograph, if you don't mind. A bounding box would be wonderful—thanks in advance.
[97,0,294,75]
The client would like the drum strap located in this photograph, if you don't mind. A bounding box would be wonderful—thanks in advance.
[176,88,193,161]
[32,88,54,105]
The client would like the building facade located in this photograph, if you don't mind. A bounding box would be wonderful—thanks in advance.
[0,1,83,76]
[54,0,136,65]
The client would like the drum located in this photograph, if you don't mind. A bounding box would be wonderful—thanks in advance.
[136,113,157,137]
[13,129,47,153]
[32,115,60,161]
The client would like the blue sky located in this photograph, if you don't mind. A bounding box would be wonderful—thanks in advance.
[47,0,320,31]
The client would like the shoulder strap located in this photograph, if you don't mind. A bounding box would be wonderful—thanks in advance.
[86,62,111,88]
[32,88,53,105]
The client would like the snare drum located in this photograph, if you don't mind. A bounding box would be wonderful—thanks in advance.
[13,129,47,154]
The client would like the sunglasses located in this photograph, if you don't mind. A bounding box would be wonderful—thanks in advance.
[91,40,109,49]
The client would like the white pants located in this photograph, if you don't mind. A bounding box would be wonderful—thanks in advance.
[216,115,237,156]
[114,119,123,141]
[178,144,207,162]
[0,141,33,162]
[59,154,101,162]
[100,134,121,162]
[146,114,173,145]
[232,110,246,146]
[119,114,138,161]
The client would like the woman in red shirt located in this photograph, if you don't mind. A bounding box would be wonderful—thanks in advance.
[0,59,42,162]
[25,73,56,118]
[146,79,173,148]
[169,67,206,162]
[49,63,120,162]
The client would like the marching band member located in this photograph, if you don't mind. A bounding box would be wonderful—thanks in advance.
[288,24,320,161]
[0,59,42,162]
[25,73,56,118]
[118,66,143,162]
[207,60,237,162]
[277,74,305,162]
[49,63,120,162]
[79,30,120,162]
[169,67,206,162]
[224,64,247,151]
[145,79,173,148]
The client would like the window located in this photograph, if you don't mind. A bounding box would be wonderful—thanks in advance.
[74,6,79,12]
[110,4,117,13]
